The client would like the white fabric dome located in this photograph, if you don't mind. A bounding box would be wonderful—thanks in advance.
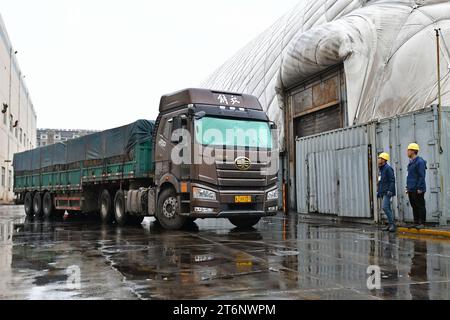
[202,0,450,148]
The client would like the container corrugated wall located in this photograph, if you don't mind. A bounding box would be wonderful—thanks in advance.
[376,108,450,222]
[296,106,450,224]
[296,125,373,218]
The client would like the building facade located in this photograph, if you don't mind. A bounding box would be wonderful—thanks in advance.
[202,0,450,210]
[37,129,98,147]
[0,14,37,204]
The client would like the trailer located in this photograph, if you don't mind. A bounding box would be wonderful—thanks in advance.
[13,89,279,230]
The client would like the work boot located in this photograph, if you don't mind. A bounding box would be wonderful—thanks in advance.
[389,225,397,233]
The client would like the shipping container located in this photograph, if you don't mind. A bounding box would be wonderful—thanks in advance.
[296,106,450,225]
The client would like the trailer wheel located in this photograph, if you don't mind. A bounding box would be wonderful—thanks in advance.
[33,192,43,217]
[99,190,114,224]
[42,192,55,219]
[229,217,261,229]
[156,189,186,230]
[114,190,128,226]
[24,192,34,217]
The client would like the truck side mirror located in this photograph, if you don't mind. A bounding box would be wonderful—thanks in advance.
[270,122,277,130]
[195,111,206,120]
[171,116,183,144]
[173,116,182,131]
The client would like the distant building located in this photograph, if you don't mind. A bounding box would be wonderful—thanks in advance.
[0,14,37,204]
[37,129,98,147]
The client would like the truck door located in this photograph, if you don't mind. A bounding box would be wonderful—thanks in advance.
[154,115,188,183]
[155,116,173,179]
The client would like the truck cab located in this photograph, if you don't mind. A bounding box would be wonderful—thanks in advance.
[153,88,279,230]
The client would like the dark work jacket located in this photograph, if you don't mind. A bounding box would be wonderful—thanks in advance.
[377,164,396,198]
[407,157,427,193]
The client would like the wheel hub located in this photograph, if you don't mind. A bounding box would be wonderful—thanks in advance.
[163,197,177,219]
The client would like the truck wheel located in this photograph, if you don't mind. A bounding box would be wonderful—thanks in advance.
[229,217,261,229]
[156,189,186,230]
[33,192,43,217]
[42,192,55,219]
[24,192,34,217]
[114,190,128,226]
[100,190,114,224]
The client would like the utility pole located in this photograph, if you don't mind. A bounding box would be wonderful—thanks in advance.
[435,29,443,154]
[435,28,447,226]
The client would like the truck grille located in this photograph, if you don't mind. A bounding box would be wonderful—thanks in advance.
[215,160,269,187]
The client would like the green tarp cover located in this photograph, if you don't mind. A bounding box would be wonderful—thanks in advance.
[13,120,155,172]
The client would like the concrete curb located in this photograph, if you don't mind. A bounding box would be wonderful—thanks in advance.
[398,227,450,239]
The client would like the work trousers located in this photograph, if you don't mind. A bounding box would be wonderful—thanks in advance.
[408,192,427,224]
[382,195,395,226]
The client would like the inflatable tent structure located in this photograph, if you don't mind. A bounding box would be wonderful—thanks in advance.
[202,0,450,212]
[203,0,450,144]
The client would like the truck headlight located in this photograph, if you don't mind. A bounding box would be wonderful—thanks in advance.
[193,187,217,201]
[267,189,279,201]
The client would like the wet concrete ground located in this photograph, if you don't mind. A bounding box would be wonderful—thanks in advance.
[1,205,450,300]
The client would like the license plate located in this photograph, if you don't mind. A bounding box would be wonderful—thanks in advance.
[235,196,252,203]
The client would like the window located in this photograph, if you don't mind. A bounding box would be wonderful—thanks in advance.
[9,114,13,132]
[24,133,27,146]
[41,142,46,146]
[54,134,61,140]
[8,170,12,191]
[20,128,23,143]
[2,110,6,125]
[1,167,5,187]
[40,134,48,139]
[15,126,18,138]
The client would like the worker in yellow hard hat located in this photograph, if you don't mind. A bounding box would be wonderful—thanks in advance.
[406,143,428,229]
[377,152,396,232]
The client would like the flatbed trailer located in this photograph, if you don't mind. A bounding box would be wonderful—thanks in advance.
[13,120,155,223]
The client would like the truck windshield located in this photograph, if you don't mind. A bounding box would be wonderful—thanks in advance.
[195,117,272,149]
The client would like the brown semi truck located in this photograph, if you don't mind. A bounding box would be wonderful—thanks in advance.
[13,88,279,230]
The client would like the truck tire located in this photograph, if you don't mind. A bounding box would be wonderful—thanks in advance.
[229,217,261,229]
[42,192,55,219]
[24,192,34,217]
[114,190,128,226]
[156,188,186,230]
[33,192,43,217]
[100,189,114,224]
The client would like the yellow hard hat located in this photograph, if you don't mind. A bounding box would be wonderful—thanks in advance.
[379,153,390,161]
[408,143,420,151]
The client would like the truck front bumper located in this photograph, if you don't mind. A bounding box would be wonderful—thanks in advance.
[183,184,279,219]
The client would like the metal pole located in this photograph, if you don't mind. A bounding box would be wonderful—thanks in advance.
[435,29,443,154]
[435,29,447,226]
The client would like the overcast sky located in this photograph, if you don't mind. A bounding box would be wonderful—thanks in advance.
[1,0,299,130]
